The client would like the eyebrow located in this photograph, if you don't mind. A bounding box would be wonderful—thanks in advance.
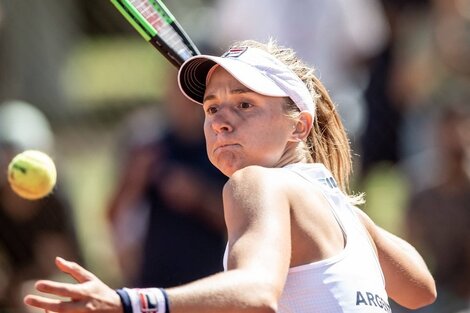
[203,88,254,103]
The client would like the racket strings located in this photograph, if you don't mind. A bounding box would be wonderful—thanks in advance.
[131,0,194,60]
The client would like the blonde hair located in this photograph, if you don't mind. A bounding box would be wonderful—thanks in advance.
[230,39,363,204]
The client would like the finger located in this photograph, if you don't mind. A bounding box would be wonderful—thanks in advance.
[55,257,96,283]
[35,280,85,299]
[24,295,86,313]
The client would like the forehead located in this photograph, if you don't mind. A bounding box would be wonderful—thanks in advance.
[203,66,289,113]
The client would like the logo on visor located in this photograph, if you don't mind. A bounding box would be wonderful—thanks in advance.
[222,47,248,59]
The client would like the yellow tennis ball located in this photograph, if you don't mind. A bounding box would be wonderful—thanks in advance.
[7,150,57,200]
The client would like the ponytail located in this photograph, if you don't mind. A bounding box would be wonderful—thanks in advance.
[308,76,352,194]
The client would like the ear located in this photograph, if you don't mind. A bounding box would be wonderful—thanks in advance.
[289,112,313,142]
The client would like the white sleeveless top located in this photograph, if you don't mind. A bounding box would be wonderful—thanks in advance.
[223,163,392,312]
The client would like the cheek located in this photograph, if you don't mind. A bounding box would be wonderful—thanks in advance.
[203,123,215,157]
[256,118,291,143]
[203,121,213,144]
[245,122,291,159]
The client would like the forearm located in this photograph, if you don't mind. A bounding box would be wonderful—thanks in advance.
[24,261,278,313]
[165,269,279,313]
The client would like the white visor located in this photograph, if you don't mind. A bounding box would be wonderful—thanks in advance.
[177,47,315,119]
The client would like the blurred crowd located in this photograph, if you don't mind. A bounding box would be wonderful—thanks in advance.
[0,0,469,312]
[0,100,83,311]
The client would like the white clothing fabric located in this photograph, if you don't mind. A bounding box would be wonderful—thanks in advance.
[223,163,391,312]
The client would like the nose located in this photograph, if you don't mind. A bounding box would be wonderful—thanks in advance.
[209,111,233,134]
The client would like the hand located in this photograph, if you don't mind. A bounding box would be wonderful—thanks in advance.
[24,257,123,313]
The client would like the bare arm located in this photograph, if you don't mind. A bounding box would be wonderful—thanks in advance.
[152,166,291,313]
[354,208,437,309]
[24,166,291,313]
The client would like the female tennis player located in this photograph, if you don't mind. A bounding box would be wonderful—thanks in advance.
[24,40,436,313]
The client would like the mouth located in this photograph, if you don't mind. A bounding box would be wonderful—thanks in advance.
[214,143,240,153]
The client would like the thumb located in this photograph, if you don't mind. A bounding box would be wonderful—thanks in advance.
[55,257,96,283]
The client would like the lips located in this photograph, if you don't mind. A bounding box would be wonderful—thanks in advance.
[213,143,240,153]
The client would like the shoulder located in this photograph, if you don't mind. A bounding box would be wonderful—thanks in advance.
[222,166,295,218]
[222,166,294,238]
[228,165,278,182]
[223,165,291,198]
[222,165,323,214]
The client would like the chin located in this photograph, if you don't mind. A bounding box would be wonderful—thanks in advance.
[219,166,238,177]
[215,162,245,178]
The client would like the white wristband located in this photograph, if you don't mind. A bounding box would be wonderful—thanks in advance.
[123,287,167,313]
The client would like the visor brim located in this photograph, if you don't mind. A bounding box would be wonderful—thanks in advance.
[178,55,288,105]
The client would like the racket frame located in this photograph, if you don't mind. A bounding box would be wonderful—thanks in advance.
[111,0,200,67]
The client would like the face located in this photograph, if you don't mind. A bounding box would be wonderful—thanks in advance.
[202,66,300,177]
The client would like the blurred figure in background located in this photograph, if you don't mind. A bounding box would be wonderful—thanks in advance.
[357,0,431,235]
[402,104,470,313]
[359,0,414,178]
[0,100,82,313]
[361,1,470,310]
[107,69,226,288]
[387,0,470,190]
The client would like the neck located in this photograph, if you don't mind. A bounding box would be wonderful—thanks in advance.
[275,142,311,168]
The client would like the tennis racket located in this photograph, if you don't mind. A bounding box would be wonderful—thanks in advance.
[110,0,200,68]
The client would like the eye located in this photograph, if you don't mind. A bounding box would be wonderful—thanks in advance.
[239,102,253,109]
[205,105,218,115]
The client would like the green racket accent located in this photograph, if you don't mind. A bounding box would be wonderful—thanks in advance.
[110,0,200,67]
[110,0,157,40]
[148,0,174,26]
